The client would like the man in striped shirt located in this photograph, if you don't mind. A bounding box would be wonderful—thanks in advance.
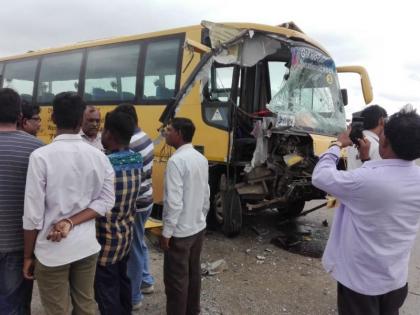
[114,104,155,309]
[0,88,43,315]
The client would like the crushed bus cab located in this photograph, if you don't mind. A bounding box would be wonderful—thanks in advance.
[159,21,373,236]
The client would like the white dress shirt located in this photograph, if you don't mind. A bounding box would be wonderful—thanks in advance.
[79,130,104,151]
[163,143,210,238]
[23,134,115,267]
[313,146,420,295]
[347,130,381,170]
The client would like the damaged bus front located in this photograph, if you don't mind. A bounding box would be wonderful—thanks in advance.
[160,21,373,236]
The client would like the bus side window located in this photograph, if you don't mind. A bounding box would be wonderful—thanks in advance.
[208,66,234,102]
[37,51,83,104]
[2,59,38,103]
[84,43,140,103]
[0,63,3,87]
[202,65,238,131]
[142,38,181,101]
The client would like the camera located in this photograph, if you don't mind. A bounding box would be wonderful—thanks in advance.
[349,112,365,145]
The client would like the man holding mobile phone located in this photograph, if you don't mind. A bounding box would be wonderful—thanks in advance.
[347,105,387,170]
[313,106,420,315]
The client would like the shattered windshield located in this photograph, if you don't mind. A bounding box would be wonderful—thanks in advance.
[267,46,346,135]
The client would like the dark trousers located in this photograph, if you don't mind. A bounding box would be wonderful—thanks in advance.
[337,282,408,315]
[94,255,132,315]
[0,251,33,315]
[164,229,205,315]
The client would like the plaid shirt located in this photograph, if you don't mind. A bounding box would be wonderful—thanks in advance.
[96,150,142,266]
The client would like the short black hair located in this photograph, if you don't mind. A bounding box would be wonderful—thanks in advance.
[0,88,21,123]
[52,92,86,129]
[361,105,387,130]
[384,107,420,161]
[21,100,40,119]
[104,111,135,146]
[113,103,138,126]
[170,117,195,142]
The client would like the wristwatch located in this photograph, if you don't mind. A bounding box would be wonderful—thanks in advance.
[329,140,343,149]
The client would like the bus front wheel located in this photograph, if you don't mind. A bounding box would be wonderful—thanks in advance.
[212,175,242,237]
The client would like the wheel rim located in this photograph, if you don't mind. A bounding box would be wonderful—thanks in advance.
[214,192,224,224]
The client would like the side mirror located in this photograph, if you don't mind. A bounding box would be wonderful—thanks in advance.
[341,89,348,106]
[337,66,373,104]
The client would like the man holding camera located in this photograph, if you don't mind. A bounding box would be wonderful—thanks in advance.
[313,107,420,315]
[347,105,387,170]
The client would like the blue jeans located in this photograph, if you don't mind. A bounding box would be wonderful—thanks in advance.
[127,207,155,304]
[0,251,33,315]
[95,255,132,315]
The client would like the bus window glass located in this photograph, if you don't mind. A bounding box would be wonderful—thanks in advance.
[85,44,140,102]
[268,61,288,99]
[37,51,83,103]
[3,59,38,102]
[0,63,3,88]
[143,38,181,100]
[208,66,234,102]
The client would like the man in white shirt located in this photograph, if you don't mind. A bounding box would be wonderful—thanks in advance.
[22,92,115,315]
[161,117,210,315]
[347,105,387,169]
[80,105,104,151]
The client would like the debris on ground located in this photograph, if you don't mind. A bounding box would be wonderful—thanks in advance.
[245,248,251,254]
[271,233,302,250]
[201,259,229,276]
[250,225,269,236]
[322,220,329,227]
[295,225,312,236]
[270,217,329,258]
[264,248,273,253]
[256,255,266,261]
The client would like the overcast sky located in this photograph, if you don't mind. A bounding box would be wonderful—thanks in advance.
[0,0,418,116]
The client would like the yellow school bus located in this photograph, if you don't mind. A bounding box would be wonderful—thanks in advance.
[0,21,372,236]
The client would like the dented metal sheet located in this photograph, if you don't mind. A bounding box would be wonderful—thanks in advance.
[201,20,244,49]
[161,21,282,124]
[213,33,282,67]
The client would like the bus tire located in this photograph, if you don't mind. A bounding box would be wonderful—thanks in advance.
[221,188,242,237]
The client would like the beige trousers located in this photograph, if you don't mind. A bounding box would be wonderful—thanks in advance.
[35,253,98,315]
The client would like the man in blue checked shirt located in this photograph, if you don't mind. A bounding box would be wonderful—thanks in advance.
[114,104,155,310]
[94,110,143,315]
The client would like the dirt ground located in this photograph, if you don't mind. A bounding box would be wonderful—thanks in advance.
[31,200,420,314]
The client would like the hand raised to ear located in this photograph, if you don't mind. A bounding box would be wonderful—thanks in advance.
[357,137,371,161]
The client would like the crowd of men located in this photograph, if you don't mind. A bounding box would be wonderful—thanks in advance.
[1,85,420,315]
[0,88,209,315]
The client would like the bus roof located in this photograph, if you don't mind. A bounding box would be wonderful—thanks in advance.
[0,22,329,62]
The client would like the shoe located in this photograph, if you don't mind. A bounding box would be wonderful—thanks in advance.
[141,283,154,294]
[132,301,142,311]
